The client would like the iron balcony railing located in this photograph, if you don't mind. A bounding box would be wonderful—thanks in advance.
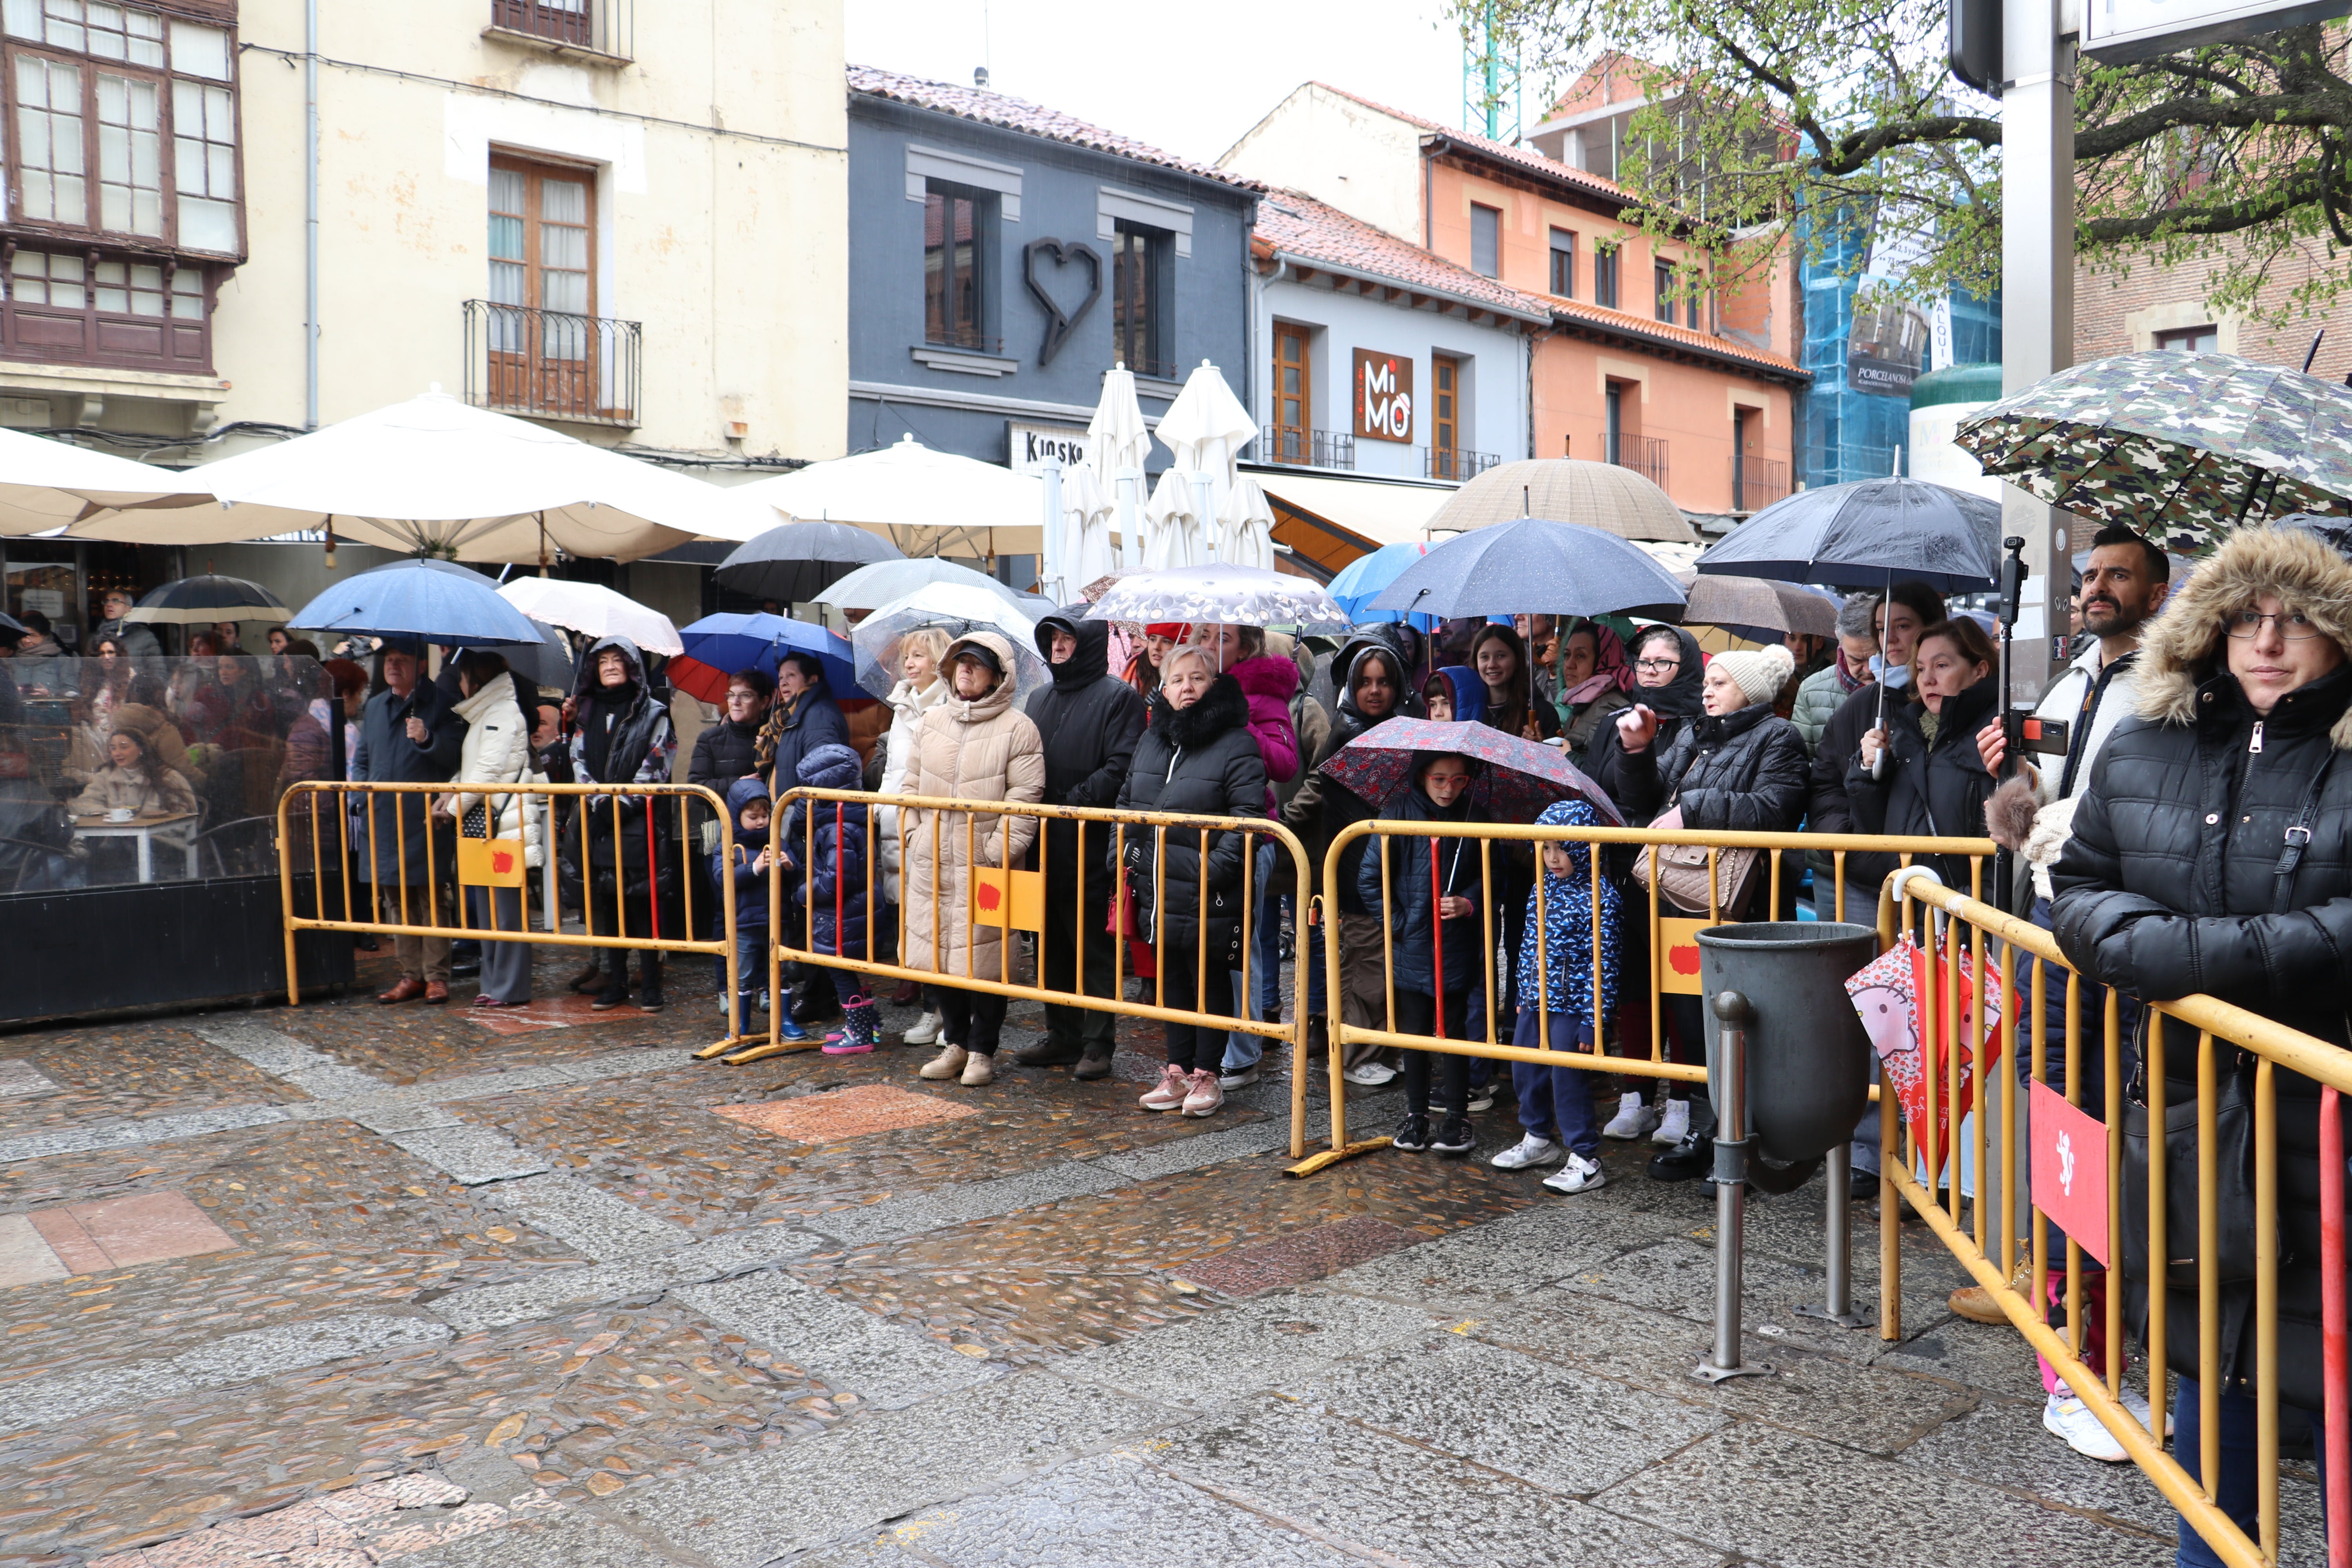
[1259,425,1355,471]
[464,299,641,426]
[1731,454,1791,512]
[1608,432,1669,490]
[1425,446,1500,482]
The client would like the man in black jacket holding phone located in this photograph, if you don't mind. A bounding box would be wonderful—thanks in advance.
[354,640,465,1004]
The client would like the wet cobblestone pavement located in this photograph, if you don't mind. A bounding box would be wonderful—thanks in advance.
[0,945,2313,1566]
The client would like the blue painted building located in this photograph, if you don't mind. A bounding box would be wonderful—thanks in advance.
[845,67,1262,500]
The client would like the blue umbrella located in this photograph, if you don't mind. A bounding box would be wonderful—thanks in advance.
[1693,477,2001,593]
[670,612,857,706]
[287,557,544,648]
[1327,542,1440,631]
[1366,518,1688,621]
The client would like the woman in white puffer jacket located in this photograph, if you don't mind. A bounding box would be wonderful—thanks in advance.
[878,627,950,1042]
[439,650,544,1007]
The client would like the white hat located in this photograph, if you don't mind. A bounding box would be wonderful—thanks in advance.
[1708,644,1797,708]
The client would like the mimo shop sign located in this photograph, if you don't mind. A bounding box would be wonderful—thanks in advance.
[1353,349,1414,443]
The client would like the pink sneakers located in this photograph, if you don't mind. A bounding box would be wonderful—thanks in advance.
[1139,1063,1190,1111]
[1180,1068,1223,1118]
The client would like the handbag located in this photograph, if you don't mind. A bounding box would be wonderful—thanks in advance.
[1631,804,1762,918]
[2118,753,2331,1289]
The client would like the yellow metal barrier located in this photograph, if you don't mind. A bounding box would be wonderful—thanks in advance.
[1298,818,1997,1175]
[277,780,749,1051]
[731,788,1315,1153]
[1880,873,2352,1568]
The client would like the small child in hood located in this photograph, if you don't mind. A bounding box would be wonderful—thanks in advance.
[1358,751,1488,1156]
[774,743,882,1054]
[1419,667,1487,726]
[713,775,795,1037]
[1491,797,1624,1195]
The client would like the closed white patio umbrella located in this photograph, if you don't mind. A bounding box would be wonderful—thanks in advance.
[1140,361,1259,568]
[67,388,753,563]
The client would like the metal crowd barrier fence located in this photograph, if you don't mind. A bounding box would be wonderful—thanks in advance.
[1301,818,1997,1176]
[277,780,749,1050]
[737,788,1313,1144]
[1884,872,2352,1568]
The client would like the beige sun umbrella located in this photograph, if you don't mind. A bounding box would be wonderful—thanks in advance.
[1426,458,1698,544]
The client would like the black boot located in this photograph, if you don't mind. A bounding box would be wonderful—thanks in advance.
[1014,1037,1085,1068]
[637,953,665,1013]
[589,953,630,1010]
[1073,1044,1116,1081]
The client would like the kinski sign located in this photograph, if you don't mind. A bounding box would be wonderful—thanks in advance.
[1354,350,1414,443]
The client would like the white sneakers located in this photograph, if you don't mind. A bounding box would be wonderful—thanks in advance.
[1602,1091,1661,1140]
[1649,1098,1691,1147]
[2042,1390,2129,1463]
[1343,1062,1399,1087]
[1490,1134,1564,1171]
[904,1011,944,1046]
[1218,1062,1261,1089]
[1542,1152,1607,1195]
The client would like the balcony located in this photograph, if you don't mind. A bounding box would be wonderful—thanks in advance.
[1731,455,1791,512]
[1259,425,1354,471]
[1425,446,1500,483]
[1608,432,1669,491]
[463,300,641,427]
[485,0,633,61]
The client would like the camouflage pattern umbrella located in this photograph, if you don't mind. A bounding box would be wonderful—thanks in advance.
[1956,350,2352,553]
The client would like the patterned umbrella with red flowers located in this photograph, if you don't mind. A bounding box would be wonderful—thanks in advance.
[1319,718,1623,826]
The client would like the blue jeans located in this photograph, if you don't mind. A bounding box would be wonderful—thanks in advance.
[1224,842,1278,1071]
[2172,1378,2328,1566]
[1512,1010,1601,1156]
[733,924,768,1000]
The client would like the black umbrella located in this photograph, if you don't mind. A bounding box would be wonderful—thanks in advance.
[1693,477,2002,593]
[715,520,904,604]
[481,617,575,693]
[123,573,290,625]
[1365,517,1688,621]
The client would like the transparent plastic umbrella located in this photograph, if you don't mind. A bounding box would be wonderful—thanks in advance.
[1085,563,1351,632]
[849,582,1047,699]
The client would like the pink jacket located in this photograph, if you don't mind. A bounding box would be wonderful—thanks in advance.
[1227,654,1300,811]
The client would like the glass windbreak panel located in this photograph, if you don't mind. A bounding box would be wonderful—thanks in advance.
[0,654,335,889]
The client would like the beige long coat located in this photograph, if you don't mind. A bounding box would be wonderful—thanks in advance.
[897,632,1045,981]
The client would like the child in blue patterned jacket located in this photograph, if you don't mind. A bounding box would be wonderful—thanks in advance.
[1491,797,1623,1194]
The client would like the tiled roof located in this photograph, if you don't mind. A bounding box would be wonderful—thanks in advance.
[848,65,1264,192]
[1549,291,1806,379]
[1253,189,1550,322]
[1308,82,1633,205]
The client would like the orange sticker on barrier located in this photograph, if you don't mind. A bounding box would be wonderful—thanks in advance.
[971,867,1044,932]
[1657,917,1711,994]
[458,837,526,888]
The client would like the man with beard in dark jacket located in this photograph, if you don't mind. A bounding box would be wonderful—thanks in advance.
[1015,610,1146,1078]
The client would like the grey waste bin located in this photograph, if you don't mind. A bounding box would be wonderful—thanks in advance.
[1695,921,1876,1165]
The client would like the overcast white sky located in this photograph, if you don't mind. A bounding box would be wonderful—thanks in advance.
[842,0,1503,167]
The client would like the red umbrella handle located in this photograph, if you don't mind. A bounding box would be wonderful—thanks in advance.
[1430,838,1445,1040]
[644,798,659,941]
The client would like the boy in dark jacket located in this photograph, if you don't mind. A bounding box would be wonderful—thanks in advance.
[776,743,881,1054]
[713,775,796,1039]
[1357,751,1488,1156]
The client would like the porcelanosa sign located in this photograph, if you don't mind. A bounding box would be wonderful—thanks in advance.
[1353,349,1414,443]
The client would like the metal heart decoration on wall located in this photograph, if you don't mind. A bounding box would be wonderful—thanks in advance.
[1022,238,1102,367]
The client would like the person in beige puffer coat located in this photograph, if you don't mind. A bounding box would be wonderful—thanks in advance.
[436,652,543,1007]
[898,631,1044,1086]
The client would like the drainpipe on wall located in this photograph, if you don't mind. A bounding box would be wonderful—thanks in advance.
[304,0,319,430]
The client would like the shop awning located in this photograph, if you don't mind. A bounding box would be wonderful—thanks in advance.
[1246,466,1458,579]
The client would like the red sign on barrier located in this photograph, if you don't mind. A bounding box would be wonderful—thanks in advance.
[2030,1080,2111,1267]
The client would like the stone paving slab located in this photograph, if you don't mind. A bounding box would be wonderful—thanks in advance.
[484,1173,691,1261]
[1053,1288,1445,1414]
[384,1124,555,1186]
[672,1270,1003,1409]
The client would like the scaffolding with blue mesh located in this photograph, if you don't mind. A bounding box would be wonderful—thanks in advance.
[1462,0,1522,143]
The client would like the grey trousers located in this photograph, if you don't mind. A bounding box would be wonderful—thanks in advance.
[466,885,533,1004]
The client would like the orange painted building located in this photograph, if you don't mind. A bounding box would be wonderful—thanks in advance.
[1224,83,1808,519]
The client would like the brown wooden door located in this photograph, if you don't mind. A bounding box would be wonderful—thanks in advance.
[1272,324,1309,463]
[488,156,597,417]
[1433,355,1459,476]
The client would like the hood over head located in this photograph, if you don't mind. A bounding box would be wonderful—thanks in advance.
[1629,626,1706,722]
[574,635,647,703]
[1337,640,1422,728]
[725,773,772,837]
[2136,523,2352,748]
[1429,665,1488,726]
[1036,612,1110,688]
[943,631,1020,716]
[1229,651,1299,702]
[795,741,864,792]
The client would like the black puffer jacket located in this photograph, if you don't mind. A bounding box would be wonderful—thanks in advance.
[1357,779,1489,996]
[2052,524,2352,1411]
[1581,629,1706,828]
[1313,641,1421,915]
[1598,699,1809,834]
[688,715,764,791]
[1027,613,1146,913]
[1845,674,1999,889]
[1112,673,1268,955]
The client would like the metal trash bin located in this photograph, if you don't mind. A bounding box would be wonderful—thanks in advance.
[1696,921,1875,1165]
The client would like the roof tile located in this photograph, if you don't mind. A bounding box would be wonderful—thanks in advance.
[1254,189,1549,321]
[849,65,1264,192]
